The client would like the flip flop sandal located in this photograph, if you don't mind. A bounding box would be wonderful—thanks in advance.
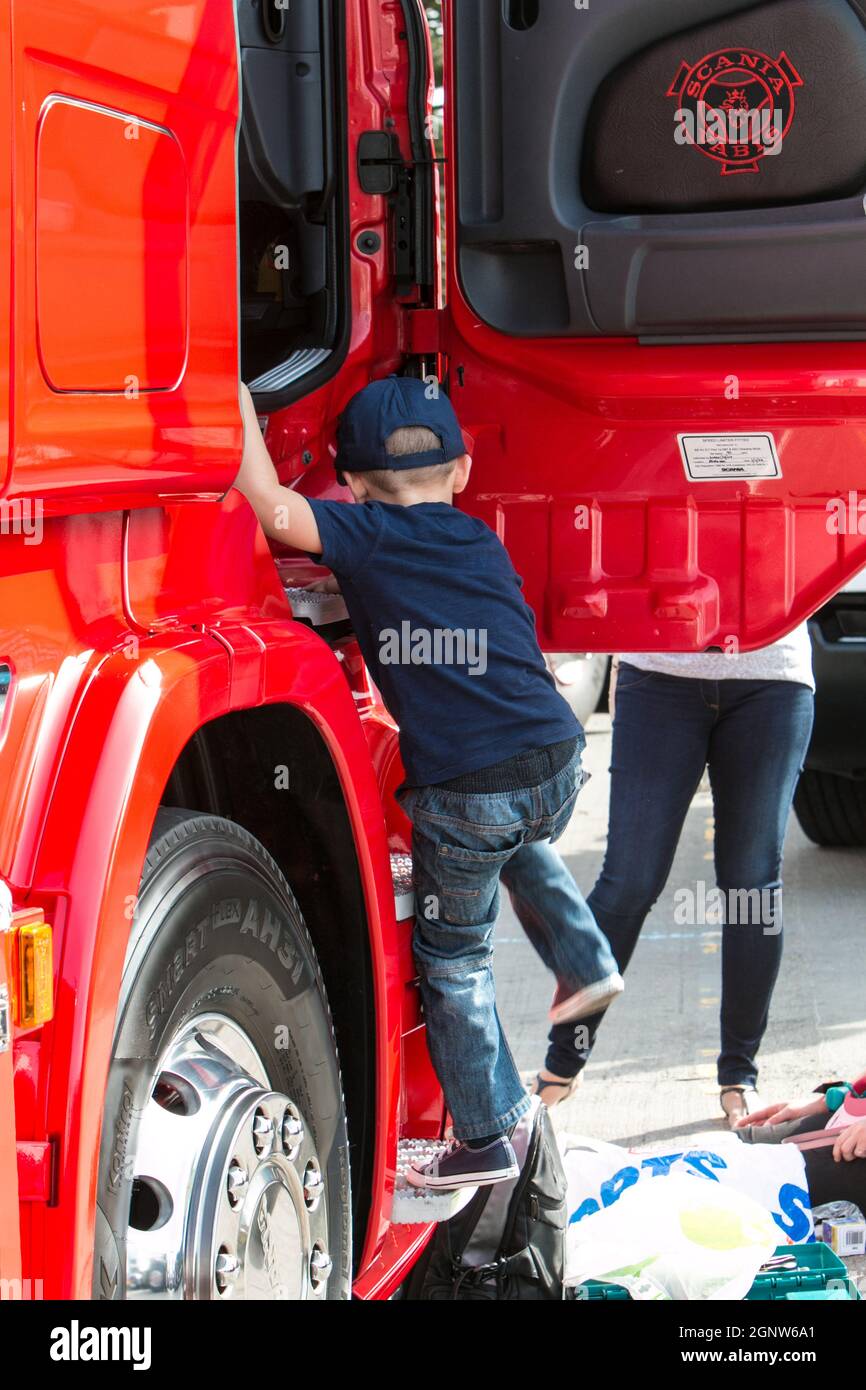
[720,1085,760,1128]
[529,1072,583,1108]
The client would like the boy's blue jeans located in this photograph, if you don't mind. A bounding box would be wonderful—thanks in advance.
[397,738,617,1141]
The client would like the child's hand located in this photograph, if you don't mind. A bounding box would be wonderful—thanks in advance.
[240,380,256,417]
[307,577,341,595]
[235,383,278,505]
[234,382,322,555]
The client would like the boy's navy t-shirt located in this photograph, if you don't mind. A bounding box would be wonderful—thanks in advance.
[306,498,579,787]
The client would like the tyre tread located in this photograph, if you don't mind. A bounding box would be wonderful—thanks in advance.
[95,807,352,1299]
[794,770,866,848]
[147,808,347,1133]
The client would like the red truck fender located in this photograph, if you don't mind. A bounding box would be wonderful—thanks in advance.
[26,622,402,1296]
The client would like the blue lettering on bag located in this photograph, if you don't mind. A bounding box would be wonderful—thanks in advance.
[566,1150,810,1239]
[569,1198,600,1226]
[773,1183,812,1244]
[681,1150,728,1182]
[601,1165,640,1207]
[640,1153,683,1177]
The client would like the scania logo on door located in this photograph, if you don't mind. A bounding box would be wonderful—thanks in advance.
[667,47,804,176]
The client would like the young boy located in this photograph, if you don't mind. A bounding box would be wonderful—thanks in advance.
[235,375,623,1190]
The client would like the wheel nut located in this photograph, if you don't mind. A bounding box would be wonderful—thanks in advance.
[281,1106,304,1159]
[215,1250,240,1294]
[310,1245,332,1289]
[227,1162,248,1207]
[252,1110,274,1155]
[303,1160,324,1210]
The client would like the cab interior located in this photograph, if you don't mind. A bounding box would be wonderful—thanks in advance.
[236,0,344,399]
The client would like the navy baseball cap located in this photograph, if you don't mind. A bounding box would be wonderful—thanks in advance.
[336,375,466,474]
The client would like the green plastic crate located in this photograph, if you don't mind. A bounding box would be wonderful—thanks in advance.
[569,1243,861,1302]
[568,1279,630,1301]
[748,1243,860,1301]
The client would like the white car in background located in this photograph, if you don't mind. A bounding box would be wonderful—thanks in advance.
[546,653,611,728]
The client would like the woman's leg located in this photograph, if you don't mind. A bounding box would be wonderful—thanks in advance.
[708,680,815,1089]
[543,667,715,1079]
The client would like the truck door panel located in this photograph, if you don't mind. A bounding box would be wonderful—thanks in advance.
[444,0,866,652]
[6,0,242,509]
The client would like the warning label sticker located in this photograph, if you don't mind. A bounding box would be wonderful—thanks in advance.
[678,433,782,482]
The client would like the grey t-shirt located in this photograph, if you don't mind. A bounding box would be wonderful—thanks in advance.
[618,621,815,691]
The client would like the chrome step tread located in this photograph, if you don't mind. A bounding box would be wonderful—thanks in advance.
[391,1139,478,1224]
[247,347,332,394]
[284,586,350,628]
[390,852,414,921]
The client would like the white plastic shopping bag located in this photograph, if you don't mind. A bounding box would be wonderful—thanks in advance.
[561,1130,812,1246]
[560,1130,813,1299]
[565,1173,782,1300]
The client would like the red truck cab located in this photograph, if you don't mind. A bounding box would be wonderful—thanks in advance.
[1,0,865,1300]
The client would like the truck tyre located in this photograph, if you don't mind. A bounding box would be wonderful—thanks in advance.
[793,770,866,848]
[93,809,351,1300]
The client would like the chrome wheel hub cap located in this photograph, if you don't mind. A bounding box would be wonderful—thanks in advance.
[125,1015,329,1300]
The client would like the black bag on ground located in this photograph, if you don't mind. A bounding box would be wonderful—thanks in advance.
[402,1098,567,1300]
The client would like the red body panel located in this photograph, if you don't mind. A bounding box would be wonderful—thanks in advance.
[7,0,243,508]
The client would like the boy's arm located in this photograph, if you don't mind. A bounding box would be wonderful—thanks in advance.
[234,383,323,554]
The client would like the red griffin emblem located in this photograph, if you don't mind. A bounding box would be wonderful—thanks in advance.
[667,47,804,175]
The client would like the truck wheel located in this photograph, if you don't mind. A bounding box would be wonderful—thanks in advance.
[93,810,351,1300]
[793,770,866,848]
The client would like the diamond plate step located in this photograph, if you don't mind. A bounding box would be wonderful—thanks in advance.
[283,585,350,628]
[390,1139,479,1224]
[390,852,414,921]
[391,1098,544,1226]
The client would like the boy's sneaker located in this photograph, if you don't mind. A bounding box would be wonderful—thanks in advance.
[405,1136,519,1190]
[549,971,624,1025]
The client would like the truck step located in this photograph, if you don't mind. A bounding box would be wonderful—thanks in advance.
[390,1139,478,1224]
[390,852,414,921]
[283,585,350,630]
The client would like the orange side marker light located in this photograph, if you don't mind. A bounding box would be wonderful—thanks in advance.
[13,910,53,1028]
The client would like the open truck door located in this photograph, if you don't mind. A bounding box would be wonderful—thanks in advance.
[442,0,866,653]
[2,0,243,512]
